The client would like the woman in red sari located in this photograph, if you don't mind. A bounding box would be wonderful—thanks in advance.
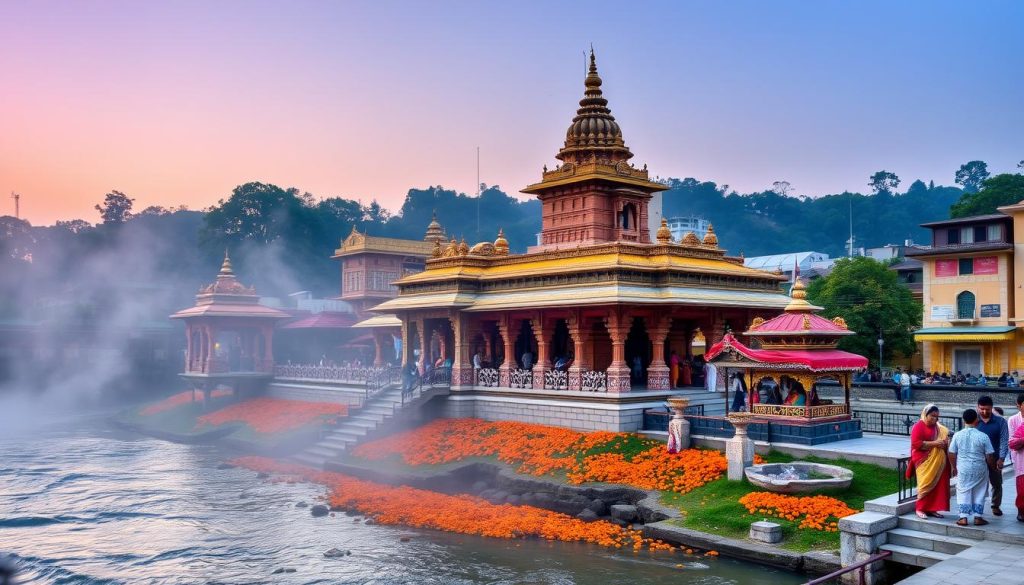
[909,404,951,519]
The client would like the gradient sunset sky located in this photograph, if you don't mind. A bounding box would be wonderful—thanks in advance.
[2,0,1022,225]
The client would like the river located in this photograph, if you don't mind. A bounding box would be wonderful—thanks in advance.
[0,414,805,584]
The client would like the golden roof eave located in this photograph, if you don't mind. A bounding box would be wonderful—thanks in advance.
[521,169,668,194]
[332,234,436,258]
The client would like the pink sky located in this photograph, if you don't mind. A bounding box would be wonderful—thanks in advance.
[2,1,1021,225]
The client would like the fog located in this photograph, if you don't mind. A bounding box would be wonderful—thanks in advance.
[0,213,319,434]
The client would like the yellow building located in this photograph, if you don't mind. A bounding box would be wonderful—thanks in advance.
[907,211,1019,376]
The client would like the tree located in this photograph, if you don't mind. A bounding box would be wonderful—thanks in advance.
[868,171,900,196]
[806,256,921,366]
[771,181,792,196]
[55,219,93,234]
[949,174,1024,218]
[94,190,135,224]
[954,160,990,193]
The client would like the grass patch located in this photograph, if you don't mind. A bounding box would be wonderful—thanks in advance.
[661,452,899,552]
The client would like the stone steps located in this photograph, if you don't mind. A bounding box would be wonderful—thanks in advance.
[878,543,951,568]
[887,527,975,554]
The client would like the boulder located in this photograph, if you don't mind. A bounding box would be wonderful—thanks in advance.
[272,568,296,574]
[472,481,488,493]
[610,504,638,522]
[310,504,329,517]
[324,548,349,558]
[576,509,599,522]
[295,502,309,508]
[587,499,608,516]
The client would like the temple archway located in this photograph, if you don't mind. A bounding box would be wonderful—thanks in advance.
[624,317,650,386]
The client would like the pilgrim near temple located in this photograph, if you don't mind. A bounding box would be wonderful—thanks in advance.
[171,51,868,465]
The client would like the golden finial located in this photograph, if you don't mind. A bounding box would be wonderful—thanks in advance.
[656,217,672,244]
[832,316,848,329]
[702,223,719,247]
[431,239,442,258]
[750,316,765,330]
[219,249,234,276]
[494,228,509,255]
[681,231,700,246]
[424,211,446,243]
[785,278,814,312]
[458,237,469,255]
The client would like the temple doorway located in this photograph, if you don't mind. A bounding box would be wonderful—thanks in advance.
[625,317,650,386]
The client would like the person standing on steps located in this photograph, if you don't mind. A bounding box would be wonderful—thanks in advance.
[909,404,951,520]
[1006,393,1024,521]
[949,408,996,526]
[975,395,1009,516]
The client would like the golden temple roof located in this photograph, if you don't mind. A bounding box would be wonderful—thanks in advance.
[170,250,291,320]
[391,241,783,285]
[333,225,436,258]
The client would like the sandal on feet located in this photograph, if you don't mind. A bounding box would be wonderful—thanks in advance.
[926,512,944,518]
[916,512,929,519]
[975,517,989,526]
[956,518,969,526]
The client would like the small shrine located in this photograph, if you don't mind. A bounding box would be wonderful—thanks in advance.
[170,252,291,398]
[704,279,867,444]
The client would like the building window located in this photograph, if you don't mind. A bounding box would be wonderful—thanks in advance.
[961,227,974,244]
[947,228,960,245]
[988,224,1001,242]
[956,291,976,319]
[959,258,974,275]
[974,225,988,243]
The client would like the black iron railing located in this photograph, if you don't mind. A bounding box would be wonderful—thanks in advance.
[641,405,706,431]
[852,409,963,436]
[804,550,891,585]
[897,456,917,503]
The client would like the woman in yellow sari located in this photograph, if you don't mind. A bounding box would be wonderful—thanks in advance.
[908,404,951,519]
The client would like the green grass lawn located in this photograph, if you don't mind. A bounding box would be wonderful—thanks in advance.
[661,452,899,552]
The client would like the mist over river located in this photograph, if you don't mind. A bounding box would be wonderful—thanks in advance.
[0,414,804,584]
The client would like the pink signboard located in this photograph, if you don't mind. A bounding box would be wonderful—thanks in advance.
[935,259,957,277]
[975,256,998,275]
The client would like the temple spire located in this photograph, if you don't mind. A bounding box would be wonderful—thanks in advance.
[556,47,633,164]
[219,249,234,277]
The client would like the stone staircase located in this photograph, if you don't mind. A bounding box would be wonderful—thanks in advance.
[880,512,1023,568]
[292,382,446,468]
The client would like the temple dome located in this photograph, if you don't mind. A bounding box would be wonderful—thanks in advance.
[702,224,719,247]
[424,211,446,244]
[681,232,700,246]
[494,228,509,255]
[656,218,672,244]
[556,49,633,164]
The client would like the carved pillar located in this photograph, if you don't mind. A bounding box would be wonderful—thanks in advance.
[604,308,631,393]
[399,318,410,367]
[262,325,274,373]
[566,312,590,391]
[417,318,427,375]
[497,315,515,387]
[531,313,549,389]
[372,331,386,367]
[185,323,193,373]
[647,316,671,390]
[449,311,473,388]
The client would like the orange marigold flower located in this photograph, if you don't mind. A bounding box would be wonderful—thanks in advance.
[196,398,347,434]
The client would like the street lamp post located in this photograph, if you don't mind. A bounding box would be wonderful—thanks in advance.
[877,334,884,372]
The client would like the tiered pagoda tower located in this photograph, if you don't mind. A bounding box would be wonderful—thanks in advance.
[523,50,667,251]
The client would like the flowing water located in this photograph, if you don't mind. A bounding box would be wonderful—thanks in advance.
[0,414,805,584]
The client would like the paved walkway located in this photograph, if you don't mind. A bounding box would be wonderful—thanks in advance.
[894,471,1024,584]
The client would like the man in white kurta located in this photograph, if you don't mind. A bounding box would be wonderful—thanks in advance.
[705,362,718,393]
[949,408,996,526]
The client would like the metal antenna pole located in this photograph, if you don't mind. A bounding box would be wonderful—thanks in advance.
[11,192,20,219]
[848,192,854,257]
[476,146,480,241]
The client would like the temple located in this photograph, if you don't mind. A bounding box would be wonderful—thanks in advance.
[364,51,796,429]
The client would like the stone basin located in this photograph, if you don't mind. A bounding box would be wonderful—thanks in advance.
[743,461,853,494]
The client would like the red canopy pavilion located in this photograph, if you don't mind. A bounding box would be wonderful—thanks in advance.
[705,279,868,442]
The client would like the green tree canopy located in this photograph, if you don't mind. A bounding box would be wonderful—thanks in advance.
[949,173,1024,218]
[95,190,135,224]
[954,160,990,193]
[868,171,901,196]
[806,256,921,366]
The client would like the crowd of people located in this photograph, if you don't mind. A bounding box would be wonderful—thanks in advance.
[910,395,1024,526]
[854,368,1024,388]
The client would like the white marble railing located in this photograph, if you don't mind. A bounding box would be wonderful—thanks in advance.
[273,364,383,383]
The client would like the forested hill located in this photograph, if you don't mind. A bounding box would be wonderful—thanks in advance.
[659,178,963,258]
[0,177,968,306]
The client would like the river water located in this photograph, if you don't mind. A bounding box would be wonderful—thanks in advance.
[0,414,804,584]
